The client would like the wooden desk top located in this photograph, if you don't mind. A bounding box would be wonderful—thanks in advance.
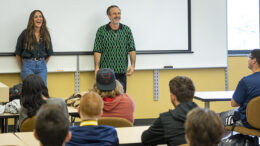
[0,112,19,117]
[13,126,150,145]
[116,126,149,144]
[67,106,77,113]
[15,132,40,146]
[0,106,77,118]
[0,133,26,146]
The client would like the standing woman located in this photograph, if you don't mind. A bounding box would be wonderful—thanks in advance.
[15,10,53,85]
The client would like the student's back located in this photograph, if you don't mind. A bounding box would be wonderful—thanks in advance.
[66,91,119,146]
[67,125,118,146]
[141,76,198,145]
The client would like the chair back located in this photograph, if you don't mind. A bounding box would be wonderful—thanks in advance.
[98,117,133,128]
[246,96,260,129]
[20,116,36,132]
[178,144,188,146]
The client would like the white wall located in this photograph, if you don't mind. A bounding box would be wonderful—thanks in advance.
[0,0,188,53]
[0,0,227,73]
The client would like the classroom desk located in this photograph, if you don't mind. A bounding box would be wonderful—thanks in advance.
[0,106,78,133]
[15,132,40,146]
[67,106,79,124]
[116,126,149,145]
[0,133,26,146]
[13,126,152,146]
[194,91,234,108]
[0,112,18,133]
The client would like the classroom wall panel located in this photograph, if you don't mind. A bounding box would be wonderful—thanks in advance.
[46,73,75,98]
[0,73,21,87]
[0,57,248,119]
[0,0,227,73]
[79,71,96,92]
[228,56,251,90]
[125,68,227,119]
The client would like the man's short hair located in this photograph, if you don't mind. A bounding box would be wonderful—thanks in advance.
[251,49,260,65]
[169,76,195,102]
[106,5,120,15]
[80,91,103,118]
[35,104,69,146]
[185,107,224,146]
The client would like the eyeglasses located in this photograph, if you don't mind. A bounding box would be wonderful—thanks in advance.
[248,54,253,59]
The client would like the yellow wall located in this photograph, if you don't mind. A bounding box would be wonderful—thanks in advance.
[0,72,75,98]
[0,56,252,119]
[228,56,252,90]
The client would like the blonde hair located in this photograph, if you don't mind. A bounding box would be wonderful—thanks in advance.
[79,91,103,118]
[93,80,124,98]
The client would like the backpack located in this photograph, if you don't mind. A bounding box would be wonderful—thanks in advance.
[9,83,22,102]
[219,134,258,146]
[219,111,259,146]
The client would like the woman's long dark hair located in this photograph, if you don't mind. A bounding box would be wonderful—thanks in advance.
[21,74,49,117]
[24,10,51,50]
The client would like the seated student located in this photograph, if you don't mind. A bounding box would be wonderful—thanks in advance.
[19,74,68,129]
[66,91,119,146]
[141,76,198,146]
[34,104,71,146]
[220,49,260,128]
[92,68,135,123]
[185,107,224,146]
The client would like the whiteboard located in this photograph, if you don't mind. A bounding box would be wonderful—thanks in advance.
[79,0,228,70]
[0,0,189,53]
[0,0,227,73]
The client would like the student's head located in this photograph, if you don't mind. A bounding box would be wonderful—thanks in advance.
[21,74,49,117]
[34,104,71,146]
[79,91,103,119]
[169,76,195,106]
[94,68,123,98]
[248,49,260,70]
[25,10,50,50]
[106,5,121,25]
[185,107,224,146]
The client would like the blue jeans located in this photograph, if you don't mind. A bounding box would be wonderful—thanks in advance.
[21,58,47,85]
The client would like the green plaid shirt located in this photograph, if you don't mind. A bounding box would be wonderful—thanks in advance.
[93,23,136,74]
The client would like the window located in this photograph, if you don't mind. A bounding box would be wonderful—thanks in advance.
[228,0,259,51]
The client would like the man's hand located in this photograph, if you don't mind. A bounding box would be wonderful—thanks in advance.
[128,51,136,76]
[127,66,134,76]
[94,68,99,78]
[94,52,101,78]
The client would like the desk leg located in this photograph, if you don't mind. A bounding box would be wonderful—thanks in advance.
[71,116,75,126]
[205,102,210,108]
[0,118,3,133]
[4,118,8,133]
[14,117,18,132]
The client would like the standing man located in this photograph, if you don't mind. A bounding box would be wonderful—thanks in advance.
[93,5,136,93]
[220,49,260,128]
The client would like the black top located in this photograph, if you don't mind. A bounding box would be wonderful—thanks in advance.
[15,30,53,59]
[141,101,198,146]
